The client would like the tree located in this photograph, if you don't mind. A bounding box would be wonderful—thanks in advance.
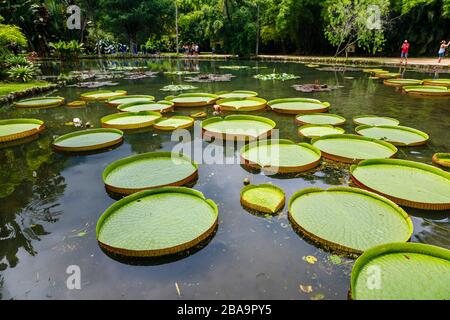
[323,0,390,56]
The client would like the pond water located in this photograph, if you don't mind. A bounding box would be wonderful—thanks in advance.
[0,59,449,299]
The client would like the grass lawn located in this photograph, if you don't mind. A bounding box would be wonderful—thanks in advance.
[0,81,52,97]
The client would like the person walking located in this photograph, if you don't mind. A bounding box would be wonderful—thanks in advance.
[400,40,410,65]
[437,40,450,63]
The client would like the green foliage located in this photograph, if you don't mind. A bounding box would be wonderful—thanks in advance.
[7,65,39,82]
[4,55,30,67]
[0,23,27,51]
[49,40,84,60]
[145,35,176,52]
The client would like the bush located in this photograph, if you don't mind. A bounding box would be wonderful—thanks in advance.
[7,65,39,82]
[4,55,31,67]
[0,23,27,53]
[49,40,84,60]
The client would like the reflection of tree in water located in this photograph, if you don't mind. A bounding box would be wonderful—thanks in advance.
[126,130,164,154]
[415,218,450,250]
[0,137,66,271]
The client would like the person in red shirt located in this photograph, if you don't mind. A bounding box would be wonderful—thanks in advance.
[400,40,410,65]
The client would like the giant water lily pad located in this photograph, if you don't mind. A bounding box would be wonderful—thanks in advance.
[254,73,300,81]
[217,97,267,112]
[351,159,450,210]
[383,79,423,87]
[15,97,64,109]
[80,90,127,101]
[375,72,401,79]
[351,243,450,300]
[103,152,198,195]
[268,98,330,114]
[0,119,45,143]
[165,93,219,107]
[356,125,429,146]
[96,187,218,257]
[52,128,123,152]
[118,101,174,113]
[298,124,345,138]
[423,79,450,87]
[288,187,413,254]
[154,116,194,131]
[101,111,162,130]
[202,115,276,141]
[240,139,321,173]
[240,184,285,214]
[296,113,346,126]
[403,86,450,96]
[106,95,155,107]
[312,134,397,163]
[216,90,258,99]
[432,153,450,168]
[353,115,400,126]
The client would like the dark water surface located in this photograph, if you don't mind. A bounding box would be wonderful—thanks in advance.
[0,59,449,299]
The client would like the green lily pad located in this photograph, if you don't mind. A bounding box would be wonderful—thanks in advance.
[96,187,218,257]
[218,66,250,70]
[432,153,450,168]
[101,111,162,130]
[165,93,219,107]
[296,113,346,126]
[103,152,198,195]
[288,187,413,254]
[311,134,397,163]
[164,71,200,75]
[383,79,423,87]
[52,128,123,152]
[202,115,276,141]
[254,73,300,81]
[375,72,401,79]
[356,125,429,146]
[351,243,450,300]
[423,79,450,86]
[240,139,321,173]
[0,118,45,143]
[154,116,194,131]
[268,98,330,114]
[106,95,155,107]
[353,115,400,126]
[14,97,64,109]
[240,184,285,214]
[216,90,258,99]
[298,124,345,138]
[351,159,450,210]
[160,84,198,91]
[217,97,267,112]
[80,90,127,101]
[118,101,174,113]
[403,86,450,96]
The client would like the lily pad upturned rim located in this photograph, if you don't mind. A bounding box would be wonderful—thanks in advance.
[353,114,400,126]
[0,118,45,143]
[106,95,156,107]
[298,124,345,138]
[216,97,267,112]
[375,72,401,79]
[117,100,174,113]
[432,153,450,168]
[350,158,450,210]
[67,100,87,108]
[14,96,65,109]
[311,134,398,164]
[240,183,286,214]
[216,90,258,99]
[102,151,199,195]
[100,111,162,130]
[422,79,450,87]
[80,90,128,101]
[202,114,276,141]
[355,125,429,146]
[240,139,322,173]
[295,113,346,126]
[383,79,423,87]
[351,242,450,300]
[96,186,218,257]
[154,116,195,131]
[268,98,330,114]
[403,85,450,96]
[52,128,124,152]
[288,186,413,255]
[165,92,219,107]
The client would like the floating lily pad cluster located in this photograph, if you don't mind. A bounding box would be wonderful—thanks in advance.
[254,73,300,81]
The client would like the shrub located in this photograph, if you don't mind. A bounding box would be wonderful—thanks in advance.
[4,55,30,67]
[49,40,84,60]
[0,23,27,53]
[7,65,38,82]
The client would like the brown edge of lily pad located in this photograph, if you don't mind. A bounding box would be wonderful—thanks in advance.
[52,130,124,153]
[0,121,46,143]
[432,153,450,168]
